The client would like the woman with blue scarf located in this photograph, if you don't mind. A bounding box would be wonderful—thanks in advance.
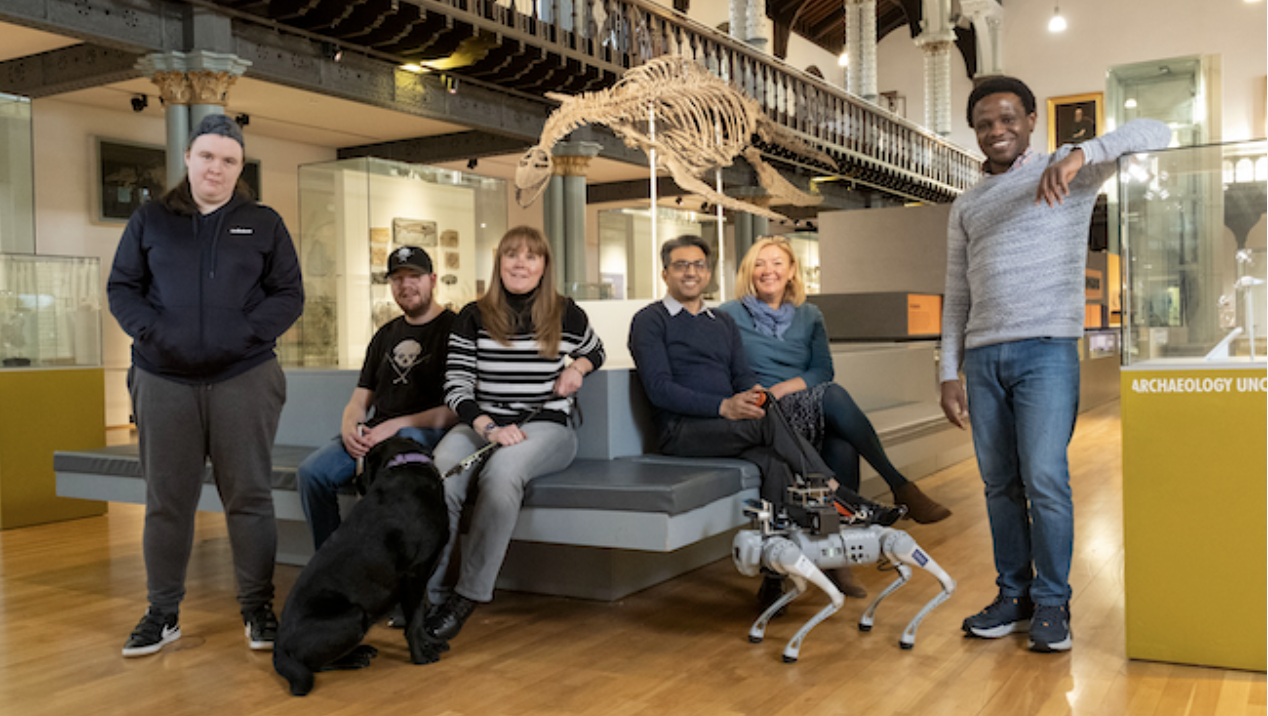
[718,237,951,595]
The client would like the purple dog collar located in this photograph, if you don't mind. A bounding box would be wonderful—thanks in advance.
[386,452,433,469]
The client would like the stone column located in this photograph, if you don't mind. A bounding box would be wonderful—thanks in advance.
[136,51,252,188]
[916,34,955,136]
[916,0,956,136]
[845,0,877,101]
[551,141,603,296]
[729,0,768,52]
[960,0,1004,78]
[543,176,565,291]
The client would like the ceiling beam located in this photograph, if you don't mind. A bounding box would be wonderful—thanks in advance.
[0,44,141,98]
[338,131,532,163]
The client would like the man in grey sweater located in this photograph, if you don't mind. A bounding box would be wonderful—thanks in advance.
[939,76,1169,653]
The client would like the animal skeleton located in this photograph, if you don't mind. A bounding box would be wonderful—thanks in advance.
[515,57,836,222]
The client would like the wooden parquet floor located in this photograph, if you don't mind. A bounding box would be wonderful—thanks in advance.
[0,401,1262,716]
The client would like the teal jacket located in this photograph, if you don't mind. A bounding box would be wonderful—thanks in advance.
[716,300,833,389]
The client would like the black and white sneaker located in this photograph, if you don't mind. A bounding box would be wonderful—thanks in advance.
[244,604,278,651]
[122,608,181,657]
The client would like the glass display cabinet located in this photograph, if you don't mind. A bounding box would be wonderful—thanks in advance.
[0,253,105,529]
[1117,140,1266,671]
[0,253,101,368]
[294,157,507,368]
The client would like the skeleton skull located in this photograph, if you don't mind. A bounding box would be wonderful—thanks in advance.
[515,146,553,208]
[392,340,422,371]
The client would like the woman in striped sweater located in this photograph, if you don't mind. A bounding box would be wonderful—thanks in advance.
[424,226,604,645]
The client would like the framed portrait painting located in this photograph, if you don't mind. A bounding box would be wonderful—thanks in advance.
[1048,92,1104,151]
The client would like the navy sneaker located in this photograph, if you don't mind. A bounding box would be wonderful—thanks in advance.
[962,593,1034,638]
[122,608,180,657]
[1028,603,1072,652]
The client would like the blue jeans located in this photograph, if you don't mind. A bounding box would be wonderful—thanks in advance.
[963,338,1079,607]
[297,426,448,550]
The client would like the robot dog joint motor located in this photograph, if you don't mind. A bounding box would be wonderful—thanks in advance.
[731,480,956,662]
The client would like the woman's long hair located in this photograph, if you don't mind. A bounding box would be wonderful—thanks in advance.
[477,226,565,357]
[733,236,806,306]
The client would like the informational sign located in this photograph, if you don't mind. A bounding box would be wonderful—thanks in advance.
[906,294,941,336]
[1121,367,1266,671]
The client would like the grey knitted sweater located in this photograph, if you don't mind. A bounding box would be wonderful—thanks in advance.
[939,119,1171,382]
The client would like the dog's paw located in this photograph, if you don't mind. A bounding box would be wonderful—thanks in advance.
[410,647,444,665]
[321,644,379,671]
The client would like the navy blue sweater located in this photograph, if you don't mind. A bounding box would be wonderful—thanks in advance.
[628,300,757,425]
[107,194,304,384]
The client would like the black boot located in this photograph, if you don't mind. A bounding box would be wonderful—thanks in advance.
[424,594,478,641]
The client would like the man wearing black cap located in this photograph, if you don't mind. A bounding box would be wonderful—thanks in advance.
[297,246,457,551]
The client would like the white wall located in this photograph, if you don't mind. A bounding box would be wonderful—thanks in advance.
[876,0,1267,151]
[31,98,336,427]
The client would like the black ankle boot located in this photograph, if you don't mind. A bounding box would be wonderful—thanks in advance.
[424,594,478,641]
[757,574,787,618]
[862,503,907,526]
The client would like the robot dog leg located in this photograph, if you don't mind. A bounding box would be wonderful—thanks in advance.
[858,529,956,649]
[738,536,845,663]
[733,496,956,659]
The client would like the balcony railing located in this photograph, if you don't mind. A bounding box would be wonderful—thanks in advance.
[410,0,982,200]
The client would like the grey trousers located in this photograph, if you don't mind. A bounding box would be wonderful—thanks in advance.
[428,422,577,603]
[131,360,286,616]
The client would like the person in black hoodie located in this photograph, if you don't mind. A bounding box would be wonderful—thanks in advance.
[108,114,303,658]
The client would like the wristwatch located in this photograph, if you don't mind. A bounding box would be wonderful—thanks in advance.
[481,421,498,436]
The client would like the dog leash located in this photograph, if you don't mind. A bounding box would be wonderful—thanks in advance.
[443,403,546,479]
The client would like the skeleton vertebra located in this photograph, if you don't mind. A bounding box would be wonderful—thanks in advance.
[515,57,836,222]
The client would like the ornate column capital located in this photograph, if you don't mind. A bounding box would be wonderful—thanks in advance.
[148,70,193,105]
[187,70,239,106]
[552,141,604,177]
[135,51,252,106]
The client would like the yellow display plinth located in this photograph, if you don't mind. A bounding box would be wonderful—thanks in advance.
[0,368,107,529]
[1121,368,1267,671]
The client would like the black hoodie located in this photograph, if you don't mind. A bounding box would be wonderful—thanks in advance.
[107,194,304,384]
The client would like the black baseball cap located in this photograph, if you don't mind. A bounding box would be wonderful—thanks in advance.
[386,246,434,276]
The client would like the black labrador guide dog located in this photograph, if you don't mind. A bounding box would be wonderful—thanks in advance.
[274,436,449,696]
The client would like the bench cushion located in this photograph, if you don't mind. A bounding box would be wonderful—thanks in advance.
[523,458,748,516]
[55,448,756,518]
[53,444,314,490]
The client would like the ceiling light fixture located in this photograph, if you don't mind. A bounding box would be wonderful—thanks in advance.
[1124,98,1138,109]
[1048,5,1067,32]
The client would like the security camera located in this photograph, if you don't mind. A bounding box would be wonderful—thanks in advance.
[130,95,148,113]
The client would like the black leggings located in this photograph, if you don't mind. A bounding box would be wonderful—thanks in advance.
[819,383,909,493]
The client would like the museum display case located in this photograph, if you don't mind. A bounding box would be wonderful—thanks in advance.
[0,253,101,368]
[1118,140,1266,671]
[294,157,507,368]
[0,94,34,255]
[0,253,105,528]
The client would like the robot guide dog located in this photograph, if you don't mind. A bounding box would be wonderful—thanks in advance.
[732,479,956,662]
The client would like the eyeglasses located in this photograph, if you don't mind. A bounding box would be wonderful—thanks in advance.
[669,259,708,272]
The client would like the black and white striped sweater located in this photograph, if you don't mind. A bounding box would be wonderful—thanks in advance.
[444,296,605,427]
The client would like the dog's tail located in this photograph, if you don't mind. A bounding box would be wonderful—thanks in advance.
[274,647,315,696]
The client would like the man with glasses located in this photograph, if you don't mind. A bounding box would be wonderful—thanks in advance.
[628,236,904,608]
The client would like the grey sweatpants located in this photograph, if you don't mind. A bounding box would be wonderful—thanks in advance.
[428,422,577,603]
[131,359,286,616]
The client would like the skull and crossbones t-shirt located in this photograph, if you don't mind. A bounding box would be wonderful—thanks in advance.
[357,310,456,427]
